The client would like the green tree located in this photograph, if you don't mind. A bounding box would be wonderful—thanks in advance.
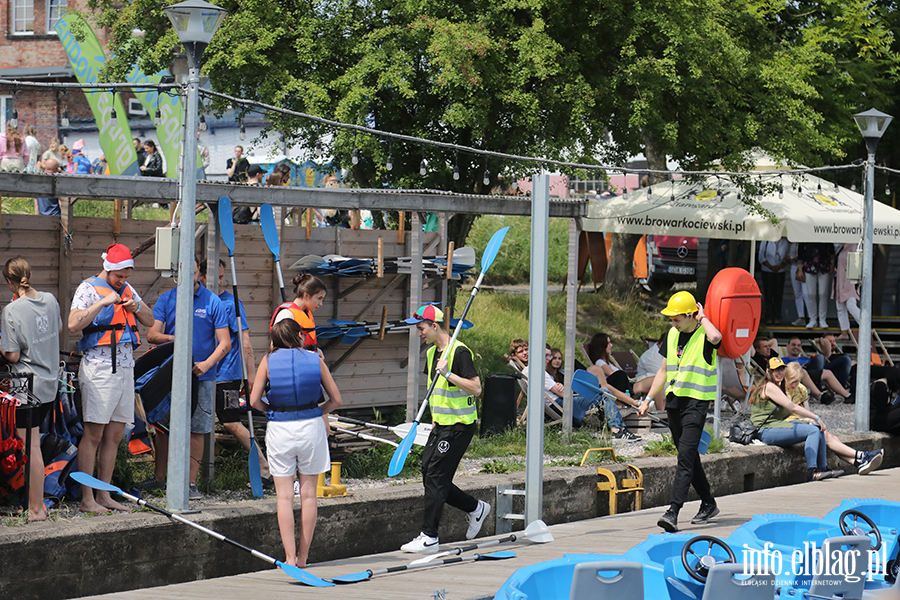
[87,0,898,294]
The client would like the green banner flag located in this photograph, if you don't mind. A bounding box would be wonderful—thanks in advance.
[125,68,205,180]
[55,14,139,176]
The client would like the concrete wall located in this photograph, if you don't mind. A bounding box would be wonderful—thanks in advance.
[0,432,893,600]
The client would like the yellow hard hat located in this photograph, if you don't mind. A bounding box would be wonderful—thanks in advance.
[661,291,699,316]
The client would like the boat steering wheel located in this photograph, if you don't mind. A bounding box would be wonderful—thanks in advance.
[839,509,882,551]
[681,535,736,583]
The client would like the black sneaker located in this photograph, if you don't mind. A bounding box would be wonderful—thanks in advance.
[691,502,720,525]
[658,509,679,532]
[613,428,642,442]
[819,391,835,405]
[808,468,843,482]
[842,393,855,405]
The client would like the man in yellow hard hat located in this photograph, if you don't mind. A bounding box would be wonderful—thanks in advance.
[638,291,722,532]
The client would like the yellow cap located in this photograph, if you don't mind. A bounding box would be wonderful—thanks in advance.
[768,357,786,370]
[660,291,699,316]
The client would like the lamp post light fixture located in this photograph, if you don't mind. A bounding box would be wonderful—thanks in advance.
[163,0,226,511]
[852,108,892,433]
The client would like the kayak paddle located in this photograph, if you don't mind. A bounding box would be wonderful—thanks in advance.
[260,203,287,302]
[388,226,509,477]
[327,550,516,584]
[410,519,553,565]
[70,471,333,587]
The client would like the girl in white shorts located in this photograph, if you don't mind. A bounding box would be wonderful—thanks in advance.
[250,320,341,568]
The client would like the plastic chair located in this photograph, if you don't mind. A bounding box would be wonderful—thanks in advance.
[568,560,644,600]
[804,535,870,600]
[700,563,775,600]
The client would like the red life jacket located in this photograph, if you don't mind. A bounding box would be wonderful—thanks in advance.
[269,302,317,348]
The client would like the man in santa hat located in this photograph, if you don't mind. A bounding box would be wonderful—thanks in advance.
[68,243,155,512]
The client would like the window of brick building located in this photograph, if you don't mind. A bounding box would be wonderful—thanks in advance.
[0,97,13,130]
[12,0,35,34]
[46,0,67,32]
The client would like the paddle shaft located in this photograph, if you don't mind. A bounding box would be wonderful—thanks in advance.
[336,552,512,583]
[260,204,287,302]
[422,534,516,560]
[412,270,486,424]
[121,489,281,568]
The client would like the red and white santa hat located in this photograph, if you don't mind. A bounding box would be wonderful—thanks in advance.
[102,243,134,272]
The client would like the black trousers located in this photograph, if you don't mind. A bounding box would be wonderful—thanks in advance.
[760,271,786,323]
[421,422,479,537]
[666,396,714,511]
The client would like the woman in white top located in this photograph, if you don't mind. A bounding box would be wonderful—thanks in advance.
[586,332,631,394]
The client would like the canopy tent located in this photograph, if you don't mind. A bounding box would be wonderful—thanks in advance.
[582,173,900,245]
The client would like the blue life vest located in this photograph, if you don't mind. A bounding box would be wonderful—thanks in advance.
[77,277,140,352]
[266,348,322,422]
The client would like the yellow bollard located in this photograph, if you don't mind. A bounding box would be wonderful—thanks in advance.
[596,464,644,516]
[316,462,349,497]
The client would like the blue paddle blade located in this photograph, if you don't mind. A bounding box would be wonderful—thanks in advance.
[276,560,335,587]
[328,319,359,326]
[449,318,474,330]
[328,570,372,584]
[260,204,280,257]
[480,226,510,271]
[571,369,602,396]
[217,196,236,255]
[481,551,517,559]
[248,439,263,498]
[342,327,368,339]
[315,327,345,339]
[388,422,419,476]
[71,471,123,495]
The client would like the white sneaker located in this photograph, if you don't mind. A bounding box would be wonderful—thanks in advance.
[401,532,440,554]
[806,320,817,329]
[792,318,806,327]
[466,499,491,540]
[293,479,300,497]
[819,320,828,329]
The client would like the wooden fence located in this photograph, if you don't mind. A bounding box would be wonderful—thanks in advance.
[0,213,443,409]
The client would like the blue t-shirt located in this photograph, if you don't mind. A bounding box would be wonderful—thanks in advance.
[782,356,810,367]
[153,284,229,381]
[216,290,248,382]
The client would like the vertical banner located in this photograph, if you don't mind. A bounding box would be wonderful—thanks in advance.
[127,68,205,179]
[55,14,139,176]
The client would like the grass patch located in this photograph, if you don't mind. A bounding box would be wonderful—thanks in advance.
[467,215,573,284]
[641,427,727,457]
[464,289,667,382]
[341,443,424,480]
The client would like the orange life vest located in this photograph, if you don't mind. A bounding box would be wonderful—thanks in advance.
[77,276,141,351]
[269,302,317,348]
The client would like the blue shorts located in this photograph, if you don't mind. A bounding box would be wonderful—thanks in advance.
[191,380,215,434]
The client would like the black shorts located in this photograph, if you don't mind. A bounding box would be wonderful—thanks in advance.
[215,380,244,424]
[14,401,54,430]
[805,368,823,390]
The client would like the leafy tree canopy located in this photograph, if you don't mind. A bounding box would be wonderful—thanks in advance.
[86,0,899,257]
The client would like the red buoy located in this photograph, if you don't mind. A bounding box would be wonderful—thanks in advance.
[705,268,761,359]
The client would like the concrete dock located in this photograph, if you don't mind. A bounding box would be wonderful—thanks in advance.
[79,467,900,600]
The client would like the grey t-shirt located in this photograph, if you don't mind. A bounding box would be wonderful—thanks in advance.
[1,292,62,404]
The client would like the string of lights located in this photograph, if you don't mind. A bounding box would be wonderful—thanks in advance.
[0,77,868,182]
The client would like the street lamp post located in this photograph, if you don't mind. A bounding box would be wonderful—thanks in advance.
[852,108,893,433]
[163,0,227,511]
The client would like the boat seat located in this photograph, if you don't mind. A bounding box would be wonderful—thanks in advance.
[700,563,775,600]
[804,535,870,600]
[568,560,644,600]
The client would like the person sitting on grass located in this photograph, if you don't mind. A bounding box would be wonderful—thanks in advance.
[750,357,843,482]
[586,332,632,395]
[540,346,640,441]
[782,362,883,474]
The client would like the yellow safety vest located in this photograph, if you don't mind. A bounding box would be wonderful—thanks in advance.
[665,326,717,401]
[426,339,477,425]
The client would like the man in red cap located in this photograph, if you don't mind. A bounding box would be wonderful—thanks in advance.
[68,243,154,512]
[399,304,490,554]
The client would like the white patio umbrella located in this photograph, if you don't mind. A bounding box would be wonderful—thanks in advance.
[583,173,900,245]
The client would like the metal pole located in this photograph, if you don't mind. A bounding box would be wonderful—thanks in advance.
[406,211,422,420]
[525,173,550,525]
[562,218,578,442]
[167,54,201,511]
[855,155,874,432]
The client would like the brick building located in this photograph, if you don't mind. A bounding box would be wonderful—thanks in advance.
[0,0,102,147]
